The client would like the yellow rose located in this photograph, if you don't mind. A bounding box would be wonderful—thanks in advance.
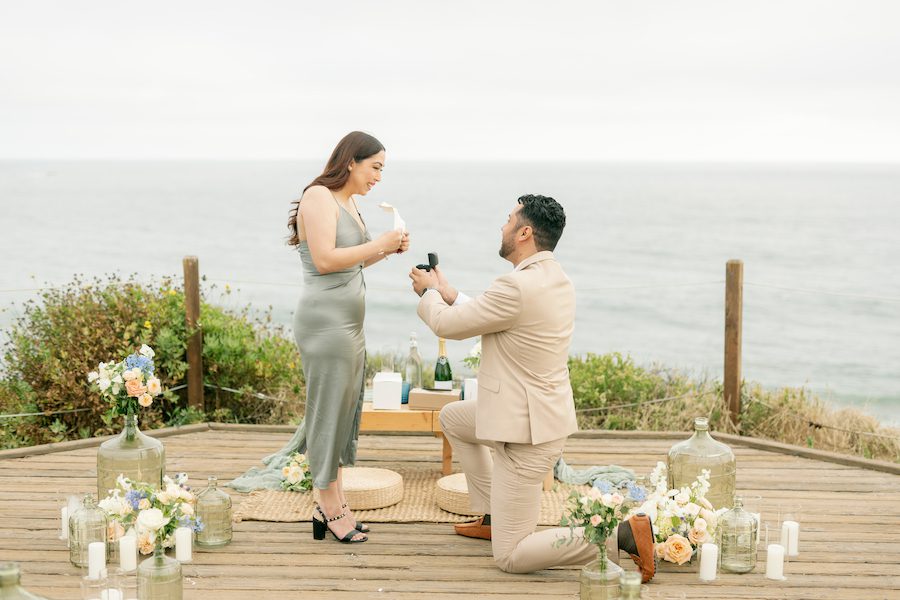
[138,394,153,408]
[663,534,693,565]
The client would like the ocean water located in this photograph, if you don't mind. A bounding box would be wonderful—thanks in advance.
[1,160,898,425]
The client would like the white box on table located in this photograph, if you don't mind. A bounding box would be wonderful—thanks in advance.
[372,372,403,410]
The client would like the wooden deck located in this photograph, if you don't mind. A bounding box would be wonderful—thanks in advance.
[1,424,899,599]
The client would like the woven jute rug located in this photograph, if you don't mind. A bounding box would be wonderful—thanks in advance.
[233,466,589,525]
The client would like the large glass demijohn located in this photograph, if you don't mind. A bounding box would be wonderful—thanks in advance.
[667,416,736,510]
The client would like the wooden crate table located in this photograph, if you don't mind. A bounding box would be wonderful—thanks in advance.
[360,401,554,490]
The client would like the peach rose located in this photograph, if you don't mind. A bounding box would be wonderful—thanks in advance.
[590,514,602,527]
[688,526,710,546]
[125,379,147,398]
[138,393,153,408]
[662,534,693,565]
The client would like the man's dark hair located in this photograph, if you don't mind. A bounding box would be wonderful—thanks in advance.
[516,194,566,251]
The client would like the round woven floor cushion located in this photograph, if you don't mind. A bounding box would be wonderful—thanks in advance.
[436,473,481,516]
[315,467,403,510]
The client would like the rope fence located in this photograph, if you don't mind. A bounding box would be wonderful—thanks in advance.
[5,277,900,300]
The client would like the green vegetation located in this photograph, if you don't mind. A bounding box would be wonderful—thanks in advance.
[568,353,899,463]
[2,276,897,463]
[0,276,304,449]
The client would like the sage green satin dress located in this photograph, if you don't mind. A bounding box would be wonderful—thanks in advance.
[228,203,370,492]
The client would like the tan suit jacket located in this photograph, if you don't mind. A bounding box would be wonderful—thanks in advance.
[417,251,578,444]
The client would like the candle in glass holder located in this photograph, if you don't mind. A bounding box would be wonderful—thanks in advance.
[780,520,799,556]
[175,527,192,562]
[118,535,137,572]
[88,542,106,580]
[60,506,69,540]
[699,542,718,581]
[765,544,785,580]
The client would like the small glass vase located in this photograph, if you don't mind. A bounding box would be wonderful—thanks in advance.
[667,416,736,510]
[579,545,624,600]
[0,562,49,599]
[137,547,182,600]
[719,496,759,573]
[97,413,166,498]
[195,476,233,547]
[69,494,108,568]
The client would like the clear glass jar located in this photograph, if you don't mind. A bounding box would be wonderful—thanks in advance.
[579,545,624,600]
[719,496,758,574]
[618,571,643,599]
[69,494,108,568]
[667,416,735,510]
[0,563,49,599]
[137,547,182,600]
[97,414,166,498]
[195,476,233,547]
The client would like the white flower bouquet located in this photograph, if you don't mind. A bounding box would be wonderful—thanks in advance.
[88,344,164,417]
[633,462,719,565]
[461,338,481,371]
[99,473,202,555]
[280,452,313,492]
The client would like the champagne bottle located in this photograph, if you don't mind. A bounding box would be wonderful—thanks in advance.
[433,337,453,390]
[404,332,423,394]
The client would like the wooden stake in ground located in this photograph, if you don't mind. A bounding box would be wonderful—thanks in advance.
[183,256,204,411]
[724,259,743,427]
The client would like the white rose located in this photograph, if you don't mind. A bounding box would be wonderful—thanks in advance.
[700,508,717,529]
[693,517,707,532]
[674,491,690,506]
[140,344,155,358]
[683,503,701,519]
[98,378,111,392]
[136,508,169,533]
[88,371,99,383]
[122,368,139,382]
[155,491,172,505]
[146,378,161,397]
[179,503,194,517]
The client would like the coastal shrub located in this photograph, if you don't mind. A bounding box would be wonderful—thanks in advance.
[0,275,305,449]
[568,353,899,463]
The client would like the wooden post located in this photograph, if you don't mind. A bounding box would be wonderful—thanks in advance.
[183,256,204,411]
[724,259,744,428]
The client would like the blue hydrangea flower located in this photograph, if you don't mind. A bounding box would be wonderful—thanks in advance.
[125,489,147,510]
[192,517,204,533]
[625,481,648,503]
[592,480,613,494]
[125,353,154,375]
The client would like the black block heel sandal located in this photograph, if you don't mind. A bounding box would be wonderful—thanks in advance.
[312,505,367,543]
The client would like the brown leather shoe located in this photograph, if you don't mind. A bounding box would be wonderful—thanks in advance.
[626,513,656,583]
[454,516,491,540]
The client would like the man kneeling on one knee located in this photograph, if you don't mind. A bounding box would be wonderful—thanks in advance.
[408,194,656,581]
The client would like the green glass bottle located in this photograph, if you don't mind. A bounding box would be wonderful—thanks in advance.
[433,338,453,390]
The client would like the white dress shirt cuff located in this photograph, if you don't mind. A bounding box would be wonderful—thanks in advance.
[452,291,472,306]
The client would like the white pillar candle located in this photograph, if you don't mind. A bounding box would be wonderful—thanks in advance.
[88,541,106,580]
[119,535,137,572]
[780,520,799,556]
[101,590,123,600]
[175,526,192,562]
[699,542,718,581]
[60,506,68,540]
[765,543,785,580]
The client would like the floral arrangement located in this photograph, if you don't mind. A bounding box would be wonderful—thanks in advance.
[99,473,203,555]
[280,452,313,492]
[557,483,632,568]
[88,344,163,417]
[461,338,481,371]
[633,462,719,565]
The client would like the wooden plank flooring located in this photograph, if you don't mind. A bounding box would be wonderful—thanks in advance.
[1,427,899,599]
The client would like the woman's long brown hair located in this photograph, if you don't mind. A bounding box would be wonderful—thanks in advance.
[287,131,385,246]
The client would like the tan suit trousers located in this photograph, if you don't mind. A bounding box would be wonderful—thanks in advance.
[439,400,618,573]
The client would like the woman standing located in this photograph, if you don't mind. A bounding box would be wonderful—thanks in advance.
[288,132,408,543]
[228,132,407,539]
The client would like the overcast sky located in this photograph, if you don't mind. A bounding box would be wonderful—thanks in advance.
[1,0,898,161]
